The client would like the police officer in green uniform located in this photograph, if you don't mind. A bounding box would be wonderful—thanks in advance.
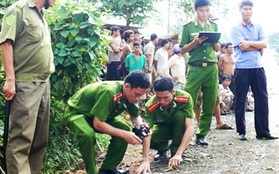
[179,0,221,146]
[0,0,55,173]
[145,77,195,170]
[64,71,151,174]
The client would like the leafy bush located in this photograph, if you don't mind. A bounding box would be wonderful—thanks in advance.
[1,0,111,172]
[41,0,111,172]
[46,0,110,102]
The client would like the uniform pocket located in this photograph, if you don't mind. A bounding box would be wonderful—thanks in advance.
[25,23,43,43]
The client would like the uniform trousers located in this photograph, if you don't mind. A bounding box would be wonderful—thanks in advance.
[234,68,270,135]
[65,108,130,174]
[6,81,50,174]
[185,64,218,137]
[150,110,185,155]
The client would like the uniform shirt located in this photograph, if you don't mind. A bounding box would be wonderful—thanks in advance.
[179,19,219,63]
[0,0,55,81]
[143,41,155,69]
[154,47,168,74]
[125,53,146,73]
[108,36,122,63]
[67,81,139,122]
[145,90,195,128]
[162,54,186,85]
[231,21,265,69]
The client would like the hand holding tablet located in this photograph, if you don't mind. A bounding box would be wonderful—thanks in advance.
[198,31,221,43]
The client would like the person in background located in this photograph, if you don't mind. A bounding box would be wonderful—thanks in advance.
[154,39,170,77]
[106,26,123,80]
[0,0,55,173]
[119,30,134,79]
[162,44,186,90]
[134,30,144,54]
[231,0,277,140]
[219,75,234,115]
[179,0,221,146]
[125,41,146,73]
[216,43,227,84]
[145,77,194,170]
[144,33,159,96]
[218,42,235,92]
[64,71,151,174]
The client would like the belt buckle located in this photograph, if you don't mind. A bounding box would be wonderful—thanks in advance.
[202,63,207,67]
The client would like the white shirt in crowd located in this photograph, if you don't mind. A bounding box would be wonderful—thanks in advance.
[154,47,168,75]
[162,54,186,85]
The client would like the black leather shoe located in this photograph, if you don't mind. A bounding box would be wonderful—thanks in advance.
[196,138,208,146]
[256,134,278,140]
[99,168,129,174]
[154,150,167,161]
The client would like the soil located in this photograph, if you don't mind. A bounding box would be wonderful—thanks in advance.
[68,56,279,174]
[69,92,279,174]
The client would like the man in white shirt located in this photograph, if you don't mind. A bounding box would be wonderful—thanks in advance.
[154,39,169,77]
[162,44,186,89]
[144,34,158,82]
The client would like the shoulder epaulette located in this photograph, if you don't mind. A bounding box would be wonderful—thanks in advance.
[113,93,122,102]
[183,20,193,26]
[147,101,160,112]
[208,20,218,25]
[16,0,26,8]
[174,96,189,103]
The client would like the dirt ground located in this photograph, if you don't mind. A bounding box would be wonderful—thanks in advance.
[70,87,279,174]
[71,96,279,174]
[70,56,279,174]
[119,53,279,174]
[118,93,279,174]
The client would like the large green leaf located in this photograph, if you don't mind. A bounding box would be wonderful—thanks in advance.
[60,30,70,38]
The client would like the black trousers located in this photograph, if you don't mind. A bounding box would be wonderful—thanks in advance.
[234,68,270,135]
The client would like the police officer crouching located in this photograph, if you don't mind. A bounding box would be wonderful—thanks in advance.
[145,77,195,170]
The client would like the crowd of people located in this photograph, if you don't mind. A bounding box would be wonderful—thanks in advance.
[0,0,278,174]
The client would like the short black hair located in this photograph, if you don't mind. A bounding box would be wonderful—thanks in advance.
[123,30,134,42]
[160,39,169,47]
[194,0,211,9]
[134,30,141,35]
[225,42,233,49]
[133,41,140,47]
[221,43,226,49]
[111,26,120,32]
[154,77,174,92]
[222,74,232,81]
[239,0,253,9]
[124,70,150,89]
[150,34,158,41]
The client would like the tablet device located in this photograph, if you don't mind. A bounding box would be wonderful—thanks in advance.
[198,31,221,43]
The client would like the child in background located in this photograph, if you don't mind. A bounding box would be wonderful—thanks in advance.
[219,75,234,114]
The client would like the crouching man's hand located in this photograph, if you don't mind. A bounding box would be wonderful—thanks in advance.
[135,160,151,174]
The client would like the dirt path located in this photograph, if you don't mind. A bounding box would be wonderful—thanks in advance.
[124,76,279,174]
[71,53,279,174]
[142,51,279,174]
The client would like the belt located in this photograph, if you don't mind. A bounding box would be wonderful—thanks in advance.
[188,62,216,67]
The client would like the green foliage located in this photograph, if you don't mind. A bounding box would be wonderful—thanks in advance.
[46,0,110,102]
[100,0,159,26]
[0,0,15,31]
[42,98,111,173]
[42,0,111,172]
[41,99,81,173]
